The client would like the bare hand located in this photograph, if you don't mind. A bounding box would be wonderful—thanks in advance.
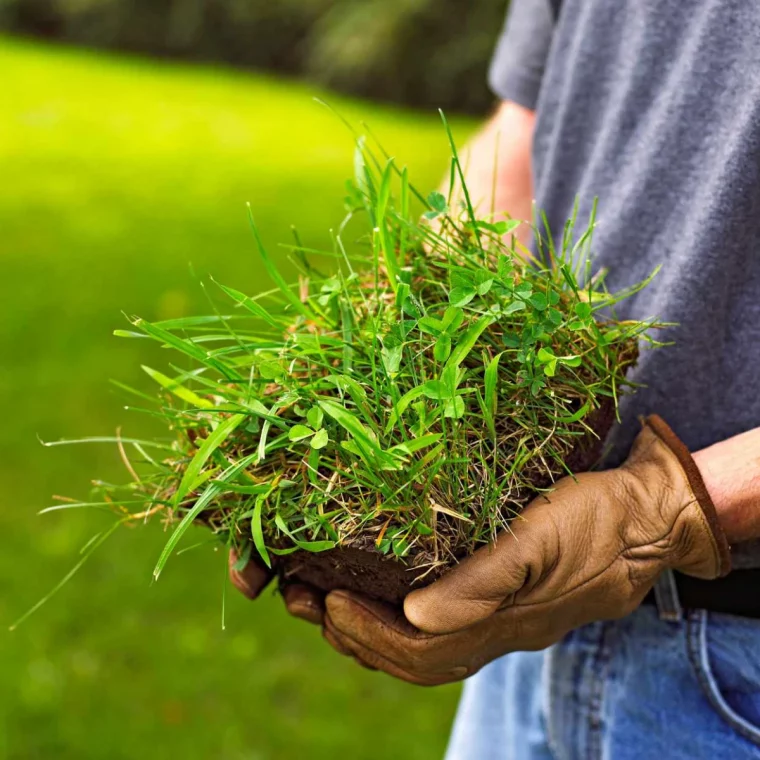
[229,550,326,626]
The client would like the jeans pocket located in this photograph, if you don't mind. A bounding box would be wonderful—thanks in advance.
[687,609,760,747]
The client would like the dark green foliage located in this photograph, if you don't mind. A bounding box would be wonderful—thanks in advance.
[0,0,509,113]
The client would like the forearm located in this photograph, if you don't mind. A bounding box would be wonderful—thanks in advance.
[693,427,760,543]
[446,100,535,245]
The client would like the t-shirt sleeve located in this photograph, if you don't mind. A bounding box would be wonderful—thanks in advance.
[488,0,557,110]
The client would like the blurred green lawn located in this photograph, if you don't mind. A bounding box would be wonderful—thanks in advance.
[0,37,476,760]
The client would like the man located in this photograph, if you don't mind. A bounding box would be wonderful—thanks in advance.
[232,1,760,756]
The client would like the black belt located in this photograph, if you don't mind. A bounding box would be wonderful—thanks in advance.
[643,569,760,619]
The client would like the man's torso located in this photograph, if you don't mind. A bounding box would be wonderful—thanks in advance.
[531,0,760,459]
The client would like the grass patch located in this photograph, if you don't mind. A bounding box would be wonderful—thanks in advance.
[43,113,658,607]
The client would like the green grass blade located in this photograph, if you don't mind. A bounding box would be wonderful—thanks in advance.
[445,315,493,371]
[319,399,390,464]
[385,384,429,433]
[274,513,335,552]
[39,500,144,515]
[256,403,281,462]
[134,318,243,381]
[390,433,442,455]
[141,365,214,409]
[247,205,313,320]
[174,413,246,507]
[212,278,282,328]
[109,378,159,404]
[40,436,174,450]
[340,301,354,372]
[155,450,258,579]
[9,519,125,631]
[251,495,271,568]
[439,109,483,253]
[552,400,591,424]
[484,352,503,433]
[375,158,400,289]
[399,165,410,261]
[243,399,289,430]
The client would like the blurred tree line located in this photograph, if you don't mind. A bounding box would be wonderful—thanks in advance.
[0,0,508,113]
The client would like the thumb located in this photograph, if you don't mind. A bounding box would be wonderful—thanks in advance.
[404,536,527,634]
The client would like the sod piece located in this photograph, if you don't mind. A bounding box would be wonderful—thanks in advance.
[49,117,661,605]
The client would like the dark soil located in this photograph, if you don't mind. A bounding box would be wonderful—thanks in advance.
[275,396,619,606]
[277,545,438,607]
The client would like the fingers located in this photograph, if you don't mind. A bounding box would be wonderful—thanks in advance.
[325,590,424,662]
[322,624,354,656]
[327,628,453,686]
[322,626,377,671]
[229,550,327,627]
[282,583,325,626]
[229,549,272,600]
[323,590,469,686]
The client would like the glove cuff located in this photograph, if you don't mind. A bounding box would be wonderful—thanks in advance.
[644,415,732,578]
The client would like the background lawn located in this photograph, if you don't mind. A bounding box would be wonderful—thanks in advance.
[0,37,475,759]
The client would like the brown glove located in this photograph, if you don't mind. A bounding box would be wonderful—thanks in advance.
[322,415,732,686]
[229,551,325,625]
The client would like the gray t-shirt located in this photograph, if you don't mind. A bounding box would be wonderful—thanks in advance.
[490,0,760,467]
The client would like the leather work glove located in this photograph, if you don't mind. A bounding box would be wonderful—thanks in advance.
[322,415,732,686]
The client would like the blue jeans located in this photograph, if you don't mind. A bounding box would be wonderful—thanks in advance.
[445,605,760,759]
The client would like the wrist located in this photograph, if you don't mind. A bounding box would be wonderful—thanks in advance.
[693,442,760,544]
